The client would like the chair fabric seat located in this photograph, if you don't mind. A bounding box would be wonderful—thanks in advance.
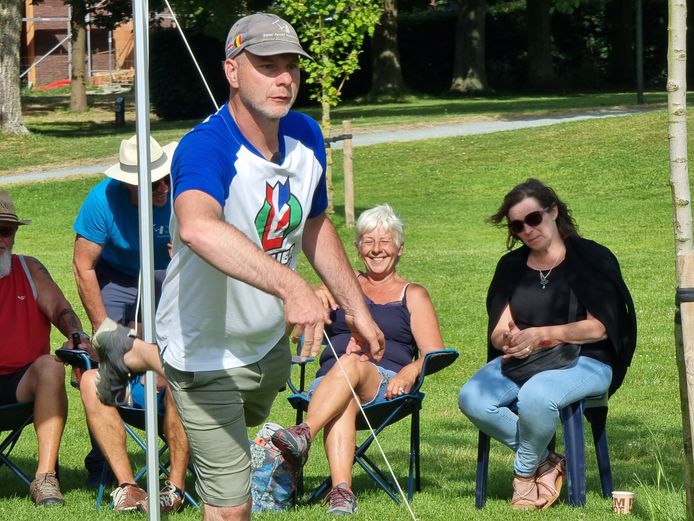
[0,401,35,487]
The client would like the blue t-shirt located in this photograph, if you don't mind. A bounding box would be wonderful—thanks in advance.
[74,178,171,277]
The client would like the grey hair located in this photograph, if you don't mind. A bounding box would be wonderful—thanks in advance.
[355,204,404,248]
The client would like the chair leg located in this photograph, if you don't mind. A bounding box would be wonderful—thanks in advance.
[409,407,421,501]
[561,400,587,507]
[585,406,612,498]
[475,430,490,509]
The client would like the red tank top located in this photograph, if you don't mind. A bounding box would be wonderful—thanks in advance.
[0,255,51,374]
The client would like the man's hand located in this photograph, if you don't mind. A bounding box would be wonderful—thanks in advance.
[64,332,98,361]
[344,310,385,363]
[284,281,331,360]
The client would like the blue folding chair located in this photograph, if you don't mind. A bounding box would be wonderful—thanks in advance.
[55,348,199,510]
[287,348,459,504]
[474,394,612,508]
[0,401,35,487]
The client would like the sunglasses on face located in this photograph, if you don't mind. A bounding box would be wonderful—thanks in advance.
[508,208,549,234]
[0,226,17,238]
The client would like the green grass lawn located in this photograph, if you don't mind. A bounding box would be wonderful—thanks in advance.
[0,91,667,175]
[0,108,687,520]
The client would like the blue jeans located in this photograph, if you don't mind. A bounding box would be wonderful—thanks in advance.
[458,356,612,477]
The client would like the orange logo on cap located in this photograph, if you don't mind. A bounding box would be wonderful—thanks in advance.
[234,35,243,47]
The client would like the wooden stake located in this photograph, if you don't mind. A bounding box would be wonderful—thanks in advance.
[343,120,354,228]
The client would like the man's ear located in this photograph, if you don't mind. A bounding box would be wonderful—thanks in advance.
[224,58,239,88]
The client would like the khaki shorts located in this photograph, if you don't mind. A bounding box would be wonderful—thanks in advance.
[163,338,291,507]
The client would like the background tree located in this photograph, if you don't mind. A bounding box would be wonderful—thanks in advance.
[0,0,29,135]
[369,0,405,99]
[449,0,488,94]
[52,0,131,112]
[276,0,382,211]
[526,0,553,89]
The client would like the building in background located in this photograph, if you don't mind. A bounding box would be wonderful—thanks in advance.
[21,0,170,88]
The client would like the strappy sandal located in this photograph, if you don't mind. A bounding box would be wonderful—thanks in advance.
[535,451,566,510]
[511,475,545,510]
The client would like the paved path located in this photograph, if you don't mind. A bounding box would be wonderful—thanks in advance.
[2,107,653,185]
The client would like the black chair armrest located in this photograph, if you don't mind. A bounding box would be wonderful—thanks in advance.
[55,348,97,370]
[410,349,459,394]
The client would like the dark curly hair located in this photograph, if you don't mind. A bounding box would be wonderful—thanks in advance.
[489,178,580,250]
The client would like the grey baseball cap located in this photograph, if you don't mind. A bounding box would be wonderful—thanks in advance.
[225,13,311,60]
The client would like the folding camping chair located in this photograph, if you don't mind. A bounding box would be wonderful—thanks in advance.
[55,348,199,510]
[286,348,459,504]
[474,394,613,508]
[0,401,35,487]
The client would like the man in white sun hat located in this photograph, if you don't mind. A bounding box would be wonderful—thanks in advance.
[71,135,190,513]
[0,190,92,507]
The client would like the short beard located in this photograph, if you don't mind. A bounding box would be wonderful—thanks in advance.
[0,250,11,278]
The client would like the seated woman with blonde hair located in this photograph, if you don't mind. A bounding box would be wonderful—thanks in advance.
[271,203,445,515]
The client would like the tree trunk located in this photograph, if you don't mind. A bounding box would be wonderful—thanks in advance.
[70,13,88,113]
[606,0,635,88]
[526,0,553,90]
[369,0,404,99]
[0,0,29,135]
[449,0,488,94]
[668,0,694,517]
[321,100,334,214]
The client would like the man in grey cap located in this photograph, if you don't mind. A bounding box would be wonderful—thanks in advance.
[92,11,384,520]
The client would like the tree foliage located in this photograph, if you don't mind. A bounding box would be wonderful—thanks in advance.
[275,0,383,109]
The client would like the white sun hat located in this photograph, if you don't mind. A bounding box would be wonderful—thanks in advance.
[104,135,178,185]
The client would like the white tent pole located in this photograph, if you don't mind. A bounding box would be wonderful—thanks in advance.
[132,0,160,519]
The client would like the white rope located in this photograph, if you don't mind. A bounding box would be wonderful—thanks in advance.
[162,0,219,111]
[323,332,418,521]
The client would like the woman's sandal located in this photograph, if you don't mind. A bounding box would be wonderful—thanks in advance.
[511,475,546,510]
[535,451,566,510]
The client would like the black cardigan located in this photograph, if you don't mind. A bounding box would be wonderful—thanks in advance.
[486,236,637,396]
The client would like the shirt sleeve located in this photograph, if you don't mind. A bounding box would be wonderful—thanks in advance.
[171,130,232,209]
[73,182,110,245]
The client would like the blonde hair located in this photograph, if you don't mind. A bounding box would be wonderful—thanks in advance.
[355,204,404,248]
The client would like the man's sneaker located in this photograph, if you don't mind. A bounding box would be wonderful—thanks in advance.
[270,422,312,467]
[159,480,184,513]
[93,318,134,406]
[30,471,64,506]
[323,483,358,515]
[111,483,147,512]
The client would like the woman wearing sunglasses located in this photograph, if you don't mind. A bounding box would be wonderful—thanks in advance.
[458,178,636,510]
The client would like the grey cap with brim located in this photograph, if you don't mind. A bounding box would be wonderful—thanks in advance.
[225,13,311,60]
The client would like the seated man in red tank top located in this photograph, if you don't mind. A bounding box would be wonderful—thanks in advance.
[0,190,92,507]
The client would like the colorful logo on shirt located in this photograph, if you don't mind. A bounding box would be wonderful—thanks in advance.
[255,180,303,260]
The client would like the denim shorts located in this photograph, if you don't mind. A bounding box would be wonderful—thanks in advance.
[308,364,397,406]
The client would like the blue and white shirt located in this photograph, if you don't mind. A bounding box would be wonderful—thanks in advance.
[156,104,327,371]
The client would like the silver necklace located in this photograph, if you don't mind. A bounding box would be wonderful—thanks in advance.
[537,250,562,290]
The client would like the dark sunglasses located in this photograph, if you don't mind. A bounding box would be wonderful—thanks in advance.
[152,176,170,190]
[0,226,18,238]
[508,208,549,234]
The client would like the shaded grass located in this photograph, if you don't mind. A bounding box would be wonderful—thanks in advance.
[0,109,685,520]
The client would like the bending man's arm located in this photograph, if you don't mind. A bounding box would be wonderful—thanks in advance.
[302,213,385,361]
[73,235,108,332]
[175,190,329,350]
